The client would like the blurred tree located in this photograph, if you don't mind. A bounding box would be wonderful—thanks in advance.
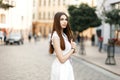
[104,9,120,39]
[68,3,101,32]
[0,0,14,10]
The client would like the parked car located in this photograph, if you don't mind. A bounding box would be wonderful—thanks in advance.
[0,31,4,42]
[5,32,24,45]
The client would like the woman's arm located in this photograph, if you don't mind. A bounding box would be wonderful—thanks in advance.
[53,37,75,64]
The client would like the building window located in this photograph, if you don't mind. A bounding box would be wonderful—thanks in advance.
[0,14,6,23]
[63,0,65,5]
[48,12,50,20]
[112,2,120,9]
[48,0,51,6]
[39,0,41,6]
[39,12,41,20]
[43,12,45,20]
[58,0,60,6]
[53,0,55,6]
[52,12,55,19]
[33,13,35,19]
[33,0,35,7]
[44,0,46,6]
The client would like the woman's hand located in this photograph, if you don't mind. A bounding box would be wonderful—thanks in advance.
[71,39,76,53]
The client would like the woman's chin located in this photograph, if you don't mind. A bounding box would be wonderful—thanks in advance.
[62,26,66,28]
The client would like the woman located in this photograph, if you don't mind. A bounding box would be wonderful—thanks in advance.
[49,12,76,80]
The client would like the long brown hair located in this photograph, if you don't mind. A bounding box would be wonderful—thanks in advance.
[49,12,73,54]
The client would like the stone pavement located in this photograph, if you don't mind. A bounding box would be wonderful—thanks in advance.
[0,38,119,80]
[74,40,120,76]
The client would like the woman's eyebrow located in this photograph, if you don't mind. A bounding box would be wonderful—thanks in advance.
[60,17,67,19]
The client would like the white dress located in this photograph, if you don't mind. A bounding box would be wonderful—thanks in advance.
[51,31,74,80]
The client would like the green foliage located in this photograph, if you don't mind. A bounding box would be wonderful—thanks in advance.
[104,9,120,39]
[104,9,120,25]
[0,0,2,4]
[68,3,101,32]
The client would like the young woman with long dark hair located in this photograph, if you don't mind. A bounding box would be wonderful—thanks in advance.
[49,12,76,80]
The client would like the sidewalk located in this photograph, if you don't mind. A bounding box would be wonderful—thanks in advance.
[74,40,120,76]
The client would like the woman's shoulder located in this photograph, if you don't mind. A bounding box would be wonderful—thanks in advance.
[53,31,57,35]
[52,31,58,37]
[52,31,59,39]
[51,31,60,45]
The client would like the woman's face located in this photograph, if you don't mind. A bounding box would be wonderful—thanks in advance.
[60,15,68,29]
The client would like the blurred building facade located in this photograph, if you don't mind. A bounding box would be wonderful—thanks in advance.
[0,0,98,39]
[32,0,97,38]
[32,0,71,37]
[0,0,33,38]
[0,0,15,34]
[96,0,120,45]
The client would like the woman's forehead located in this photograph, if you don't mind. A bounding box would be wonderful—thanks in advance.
[60,15,67,18]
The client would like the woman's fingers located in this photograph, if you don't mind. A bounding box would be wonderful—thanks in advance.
[71,39,73,43]
[71,39,76,49]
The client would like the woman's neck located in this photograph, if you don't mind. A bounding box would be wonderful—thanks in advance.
[61,29,63,33]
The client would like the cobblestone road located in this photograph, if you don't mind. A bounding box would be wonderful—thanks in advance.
[72,56,120,80]
[0,39,119,80]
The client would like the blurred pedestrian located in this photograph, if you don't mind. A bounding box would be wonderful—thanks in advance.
[99,36,103,52]
[33,34,37,42]
[91,34,95,46]
[85,35,88,40]
[28,33,32,42]
[77,34,81,44]
[3,32,6,43]
[49,12,76,80]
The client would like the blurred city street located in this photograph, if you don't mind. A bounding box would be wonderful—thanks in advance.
[0,38,120,80]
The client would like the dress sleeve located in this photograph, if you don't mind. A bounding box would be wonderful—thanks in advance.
[51,31,60,45]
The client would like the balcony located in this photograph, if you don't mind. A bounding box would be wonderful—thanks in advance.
[0,0,15,10]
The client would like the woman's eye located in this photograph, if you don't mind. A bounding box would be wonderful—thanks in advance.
[60,18,64,20]
[65,19,68,21]
[60,18,68,21]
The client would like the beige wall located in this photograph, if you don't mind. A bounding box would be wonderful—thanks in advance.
[33,0,97,37]
[33,0,69,37]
